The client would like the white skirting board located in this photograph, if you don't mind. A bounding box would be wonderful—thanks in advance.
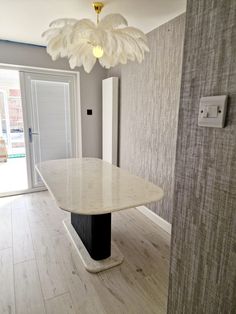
[136,206,172,234]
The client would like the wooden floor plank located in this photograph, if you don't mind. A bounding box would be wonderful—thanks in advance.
[45,293,76,314]
[55,235,107,314]
[0,191,170,314]
[93,265,167,314]
[112,223,169,280]
[27,192,69,238]
[14,260,46,314]
[12,198,35,264]
[0,248,15,314]
[30,225,68,300]
[0,200,12,250]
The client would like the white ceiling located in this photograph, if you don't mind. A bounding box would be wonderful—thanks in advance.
[0,0,186,46]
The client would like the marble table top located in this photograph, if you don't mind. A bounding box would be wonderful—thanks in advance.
[36,158,164,215]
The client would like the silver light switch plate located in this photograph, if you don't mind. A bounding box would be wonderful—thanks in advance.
[198,95,228,128]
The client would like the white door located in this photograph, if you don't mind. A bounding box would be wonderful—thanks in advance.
[21,71,78,188]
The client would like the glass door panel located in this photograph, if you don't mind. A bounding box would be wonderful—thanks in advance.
[0,69,28,195]
[22,72,74,188]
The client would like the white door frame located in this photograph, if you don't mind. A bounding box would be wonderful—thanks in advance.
[0,64,82,197]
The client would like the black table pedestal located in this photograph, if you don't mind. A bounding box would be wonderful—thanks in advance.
[71,213,111,260]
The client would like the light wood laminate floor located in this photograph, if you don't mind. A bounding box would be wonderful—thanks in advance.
[0,191,170,314]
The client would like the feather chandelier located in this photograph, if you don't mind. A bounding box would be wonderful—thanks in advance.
[42,2,149,73]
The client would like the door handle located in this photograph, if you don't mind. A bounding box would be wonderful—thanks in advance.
[29,128,39,143]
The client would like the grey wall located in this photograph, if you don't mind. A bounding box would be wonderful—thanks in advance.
[0,40,107,158]
[108,14,185,223]
[168,0,236,313]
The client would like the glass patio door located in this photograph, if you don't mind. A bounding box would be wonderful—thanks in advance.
[0,69,28,195]
[21,71,77,188]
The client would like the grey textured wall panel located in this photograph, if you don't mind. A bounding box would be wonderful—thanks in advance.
[168,0,236,313]
[108,14,185,223]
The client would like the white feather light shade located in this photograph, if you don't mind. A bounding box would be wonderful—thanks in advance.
[42,12,149,73]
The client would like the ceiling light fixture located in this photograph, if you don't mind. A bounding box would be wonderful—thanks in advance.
[42,2,149,73]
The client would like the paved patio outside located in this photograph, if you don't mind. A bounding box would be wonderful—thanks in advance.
[0,157,28,194]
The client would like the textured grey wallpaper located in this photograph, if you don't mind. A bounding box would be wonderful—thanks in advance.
[168,0,236,313]
[108,14,185,223]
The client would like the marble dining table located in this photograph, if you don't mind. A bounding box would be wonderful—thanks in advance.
[36,158,164,273]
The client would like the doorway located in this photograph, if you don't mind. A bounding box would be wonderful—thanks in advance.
[0,67,81,196]
[0,69,28,194]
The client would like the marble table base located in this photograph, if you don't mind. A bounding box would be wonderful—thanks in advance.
[63,218,124,273]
